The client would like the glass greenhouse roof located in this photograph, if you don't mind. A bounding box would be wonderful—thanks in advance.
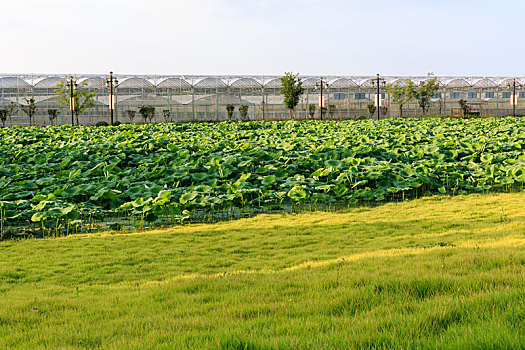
[1,74,524,89]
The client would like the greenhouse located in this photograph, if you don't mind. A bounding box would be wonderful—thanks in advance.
[1,74,524,125]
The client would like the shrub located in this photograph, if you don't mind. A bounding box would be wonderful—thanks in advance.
[380,106,388,118]
[126,110,136,122]
[226,104,235,120]
[367,103,376,118]
[308,103,317,119]
[162,110,170,122]
[47,109,60,126]
[328,104,336,118]
[0,109,7,127]
[111,121,121,126]
[95,121,109,127]
[239,105,249,121]
[139,105,156,123]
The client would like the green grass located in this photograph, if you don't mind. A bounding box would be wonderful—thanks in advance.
[1,193,525,349]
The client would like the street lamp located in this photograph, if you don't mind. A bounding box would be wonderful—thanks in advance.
[106,71,119,125]
[315,77,329,120]
[371,73,386,120]
[65,76,77,125]
[506,78,518,118]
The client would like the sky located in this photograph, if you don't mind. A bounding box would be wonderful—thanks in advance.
[0,0,522,77]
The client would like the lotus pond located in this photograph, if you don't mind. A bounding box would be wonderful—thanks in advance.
[0,118,524,237]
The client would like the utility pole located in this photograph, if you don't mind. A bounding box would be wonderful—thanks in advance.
[315,77,329,120]
[371,73,386,120]
[507,78,517,118]
[65,76,76,125]
[106,71,119,125]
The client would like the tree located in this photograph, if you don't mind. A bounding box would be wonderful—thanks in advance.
[0,109,7,127]
[55,78,96,125]
[414,74,439,116]
[308,103,317,119]
[458,99,470,116]
[21,98,37,126]
[126,110,136,122]
[162,109,170,122]
[47,109,59,126]
[138,105,155,123]
[280,72,304,119]
[239,104,249,121]
[386,79,415,118]
[226,104,235,120]
[367,103,376,118]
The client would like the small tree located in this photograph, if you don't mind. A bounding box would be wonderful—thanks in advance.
[55,78,96,125]
[47,109,59,126]
[458,99,470,116]
[239,104,249,121]
[162,109,170,122]
[280,72,304,119]
[226,104,235,120]
[367,103,376,118]
[4,103,16,126]
[308,103,317,119]
[138,105,155,123]
[414,74,439,116]
[126,110,136,122]
[380,106,388,118]
[0,109,7,127]
[386,79,415,118]
[21,98,37,126]
[328,104,336,119]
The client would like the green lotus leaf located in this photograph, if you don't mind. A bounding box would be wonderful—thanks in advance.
[179,192,198,204]
[33,154,47,165]
[480,153,494,164]
[35,177,55,186]
[261,175,277,185]
[191,173,209,182]
[325,159,343,168]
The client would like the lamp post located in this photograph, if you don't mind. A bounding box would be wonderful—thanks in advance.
[507,78,517,118]
[371,73,386,120]
[315,77,329,120]
[65,76,77,125]
[106,71,119,125]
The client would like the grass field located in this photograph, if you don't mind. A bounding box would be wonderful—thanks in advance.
[1,192,524,349]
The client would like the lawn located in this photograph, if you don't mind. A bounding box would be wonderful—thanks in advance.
[1,192,524,349]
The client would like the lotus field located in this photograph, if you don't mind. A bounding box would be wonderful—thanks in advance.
[1,118,524,237]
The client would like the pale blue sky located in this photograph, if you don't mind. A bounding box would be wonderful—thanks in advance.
[1,0,521,76]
